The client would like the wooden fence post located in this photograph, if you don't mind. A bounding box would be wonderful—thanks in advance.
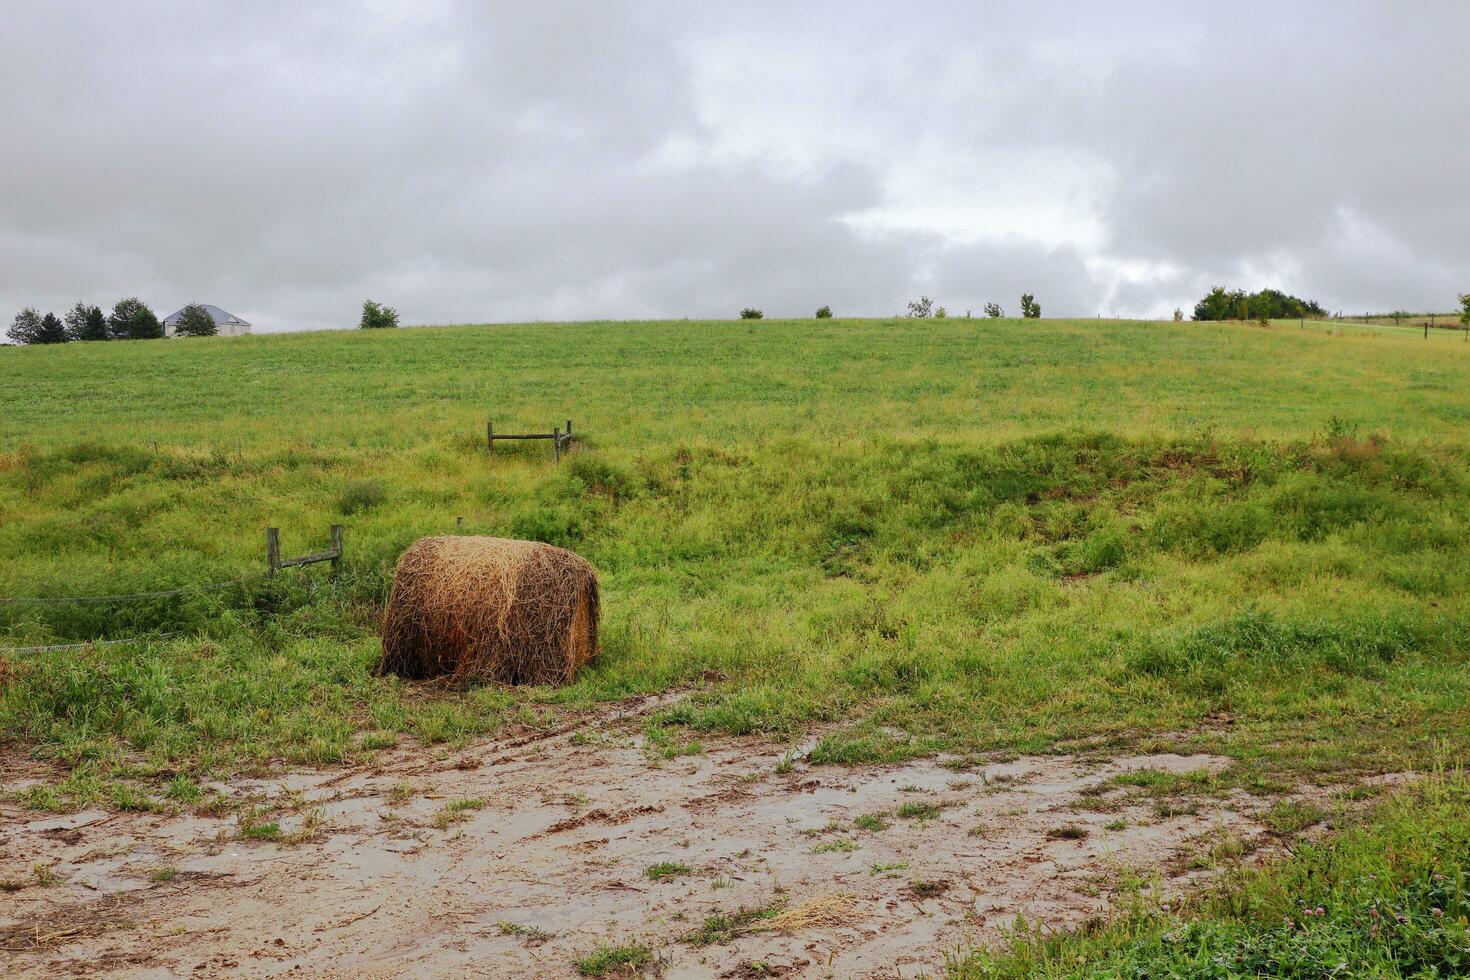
[487,421,493,455]
[554,426,562,463]
[267,527,281,574]
[330,524,343,573]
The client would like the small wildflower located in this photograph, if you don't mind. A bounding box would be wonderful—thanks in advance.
[1315,906,1325,917]
[1432,907,1444,918]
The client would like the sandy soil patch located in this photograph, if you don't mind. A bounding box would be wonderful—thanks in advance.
[2,713,1315,978]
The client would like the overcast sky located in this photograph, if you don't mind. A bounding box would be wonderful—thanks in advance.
[2,1,1466,332]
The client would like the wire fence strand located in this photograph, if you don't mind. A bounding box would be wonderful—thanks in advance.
[3,633,183,656]
[0,574,263,606]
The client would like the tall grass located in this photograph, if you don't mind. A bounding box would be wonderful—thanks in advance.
[2,318,1469,798]
[955,770,1470,978]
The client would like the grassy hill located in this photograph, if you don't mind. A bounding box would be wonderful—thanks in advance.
[6,316,1470,972]
[4,316,1470,779]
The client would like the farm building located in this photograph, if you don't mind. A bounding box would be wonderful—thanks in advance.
[161,304,252,337]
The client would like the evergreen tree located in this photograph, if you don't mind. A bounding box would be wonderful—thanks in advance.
[1020,294,1041,318]
[108,297,163,339]
[174,303,218,337]
[37,312,67,343]
[65,302,108,341]
[984,302,1003,318]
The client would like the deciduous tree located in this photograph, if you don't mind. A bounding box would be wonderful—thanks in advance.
[360,300,400,329]
[174,303,218,337]
[6,307,45,344]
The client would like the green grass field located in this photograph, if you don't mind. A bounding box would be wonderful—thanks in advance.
[4,316,1470,973]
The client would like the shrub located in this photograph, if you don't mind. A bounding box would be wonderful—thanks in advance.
[984,302,1003,318]
[1173,308,1183,322]
[173,303,218,337]
[64,302,107,341]
[906,296,933,318]
[815,305,833,318]
[1020,294,1041,319]
[1459,292,1469,327]
[108,298,163,340]
[360,300,399,329]
[739,308,764,320]
[1193,286,1324,321]
[935,306,948,318]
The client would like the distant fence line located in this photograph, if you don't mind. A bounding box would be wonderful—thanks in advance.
[0,576,255,606]
[0,525,345,656]
[0,524,345,606]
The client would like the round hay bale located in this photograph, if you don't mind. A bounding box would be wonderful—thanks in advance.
[378,536,599,685]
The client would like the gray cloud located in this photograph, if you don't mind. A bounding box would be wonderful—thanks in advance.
[2,1,1466,335]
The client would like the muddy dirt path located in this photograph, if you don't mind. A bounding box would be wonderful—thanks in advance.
[3,714,1313,979]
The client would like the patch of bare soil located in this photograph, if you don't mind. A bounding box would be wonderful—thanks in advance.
[1,719,1330,979]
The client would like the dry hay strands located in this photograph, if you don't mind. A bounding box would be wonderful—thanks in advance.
[764,892,856,934]
[378,536,599,686]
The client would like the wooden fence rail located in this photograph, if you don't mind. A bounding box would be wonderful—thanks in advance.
[267,525,343,574]
[487,419,574,462]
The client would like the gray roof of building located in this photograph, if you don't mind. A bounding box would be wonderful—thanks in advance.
[161,304,251,326]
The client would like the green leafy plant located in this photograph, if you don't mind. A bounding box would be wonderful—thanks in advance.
[360,299,400,329]
[173,303,219,338]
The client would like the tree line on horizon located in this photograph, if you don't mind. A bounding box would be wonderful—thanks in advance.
[5,298,221,345]
[10,290,1470,344]
[1191,287,1326,321]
